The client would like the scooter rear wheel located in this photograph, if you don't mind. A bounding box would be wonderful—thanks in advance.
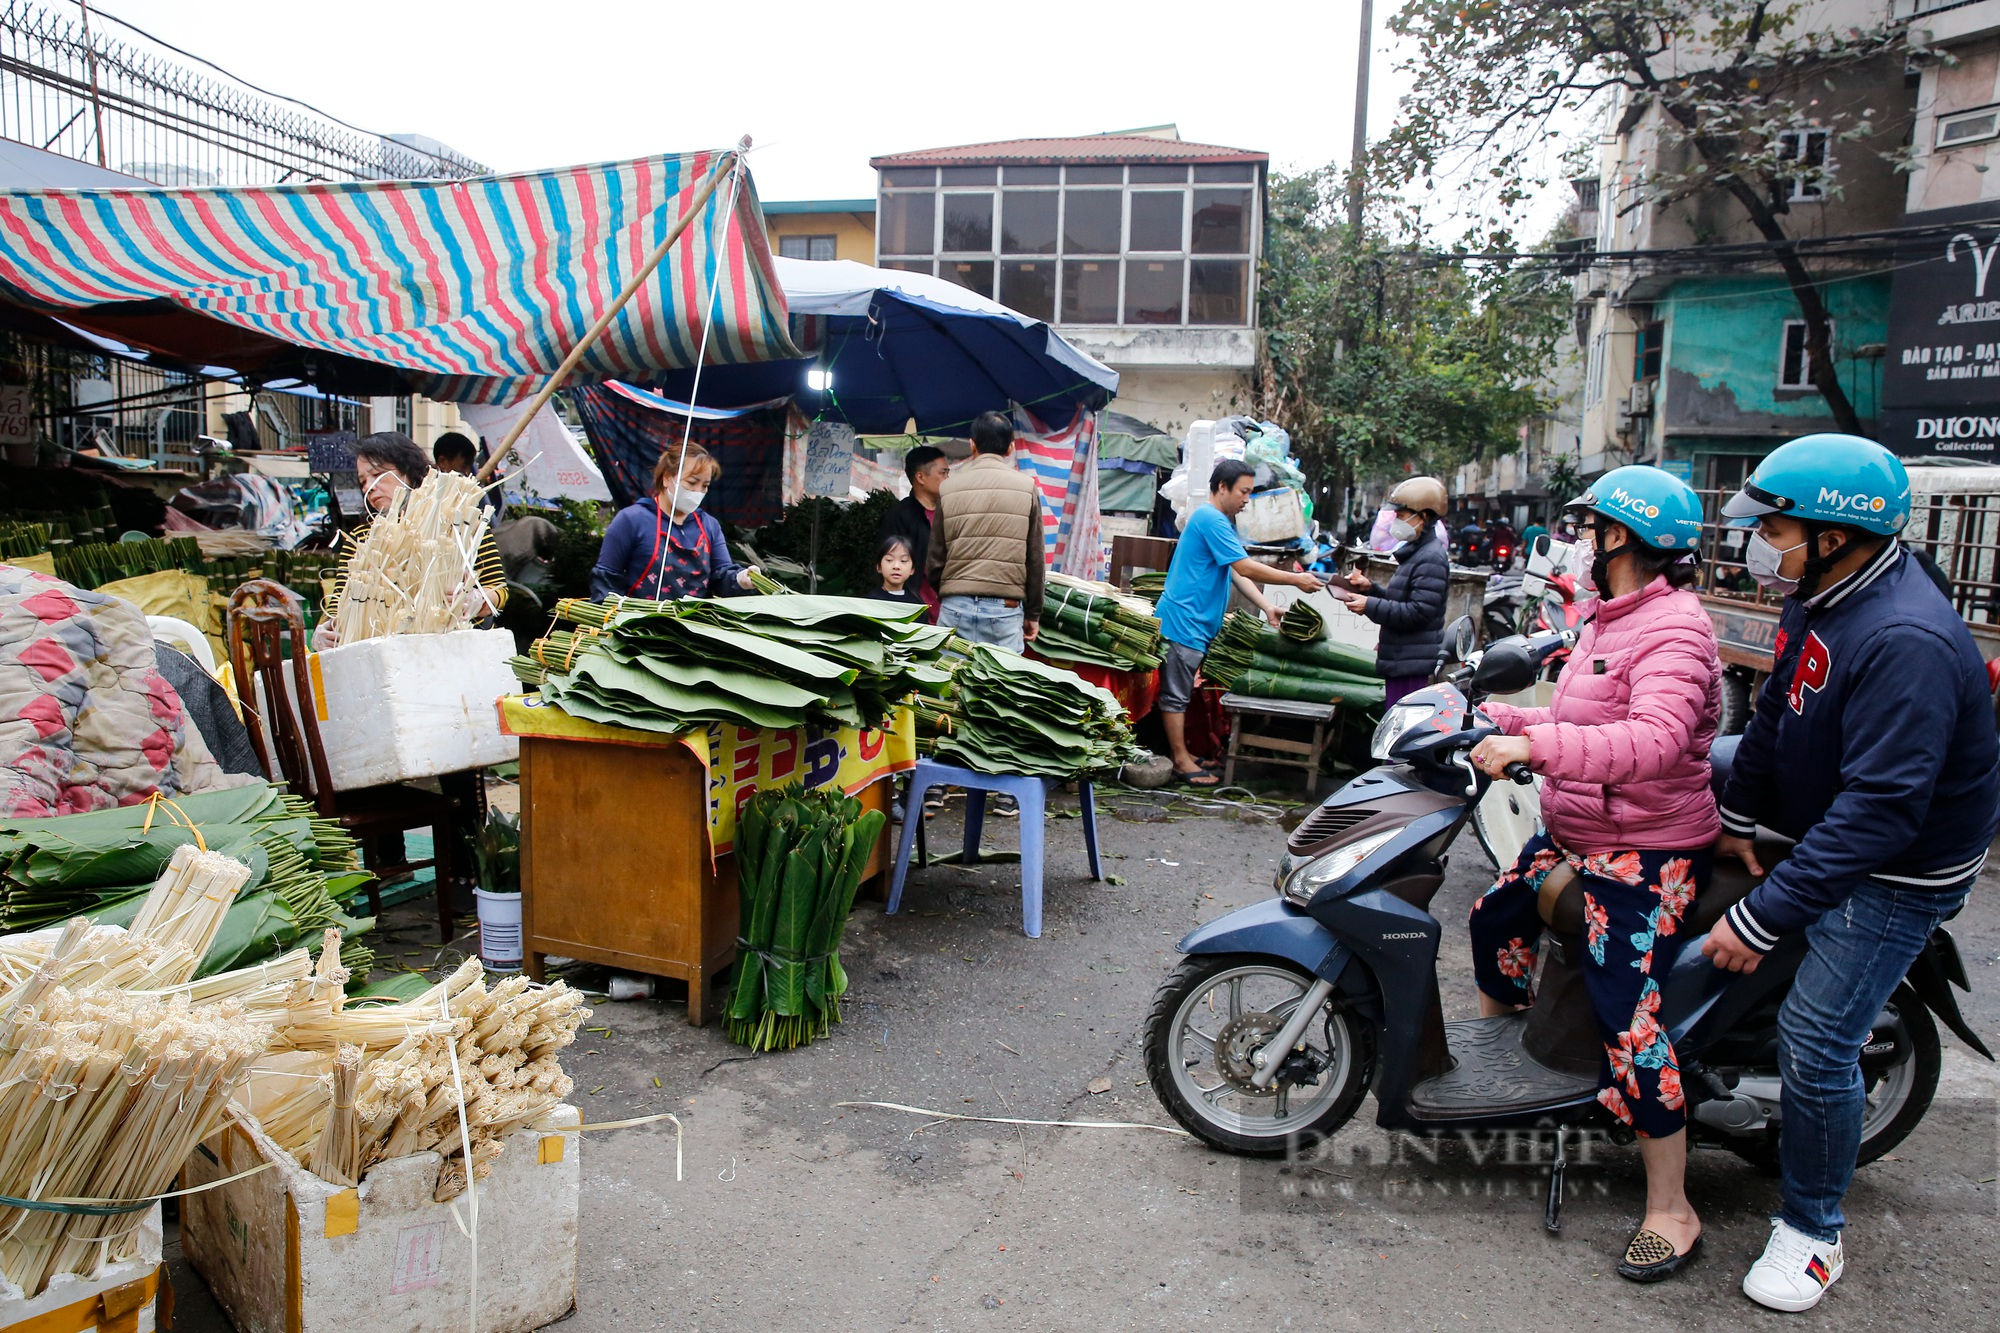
[1145,953,1374,1157]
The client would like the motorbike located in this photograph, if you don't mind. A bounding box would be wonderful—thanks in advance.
[1143,622,1987,1224]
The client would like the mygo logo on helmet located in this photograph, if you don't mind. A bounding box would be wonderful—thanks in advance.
[1816,486,1888,516]
[1604,486,1661,521]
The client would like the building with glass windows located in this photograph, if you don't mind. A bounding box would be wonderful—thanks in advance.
[869,128,1267,434]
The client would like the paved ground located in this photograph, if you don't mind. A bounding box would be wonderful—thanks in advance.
[166,780,2000,1331]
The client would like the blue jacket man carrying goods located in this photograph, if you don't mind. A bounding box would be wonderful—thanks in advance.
[1706,434,2000,1312]
[1154,459,1326,787]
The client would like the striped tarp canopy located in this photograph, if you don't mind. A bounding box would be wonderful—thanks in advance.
[0,149,799,404]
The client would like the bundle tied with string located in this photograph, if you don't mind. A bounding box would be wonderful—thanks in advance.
[0,840,274,1299]
[1034,573,1164,672]
[231,957,589,1203]
[727,785,884,1052]
[328,471,499,643]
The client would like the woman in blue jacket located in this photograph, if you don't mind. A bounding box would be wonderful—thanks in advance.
[590,443,757,601]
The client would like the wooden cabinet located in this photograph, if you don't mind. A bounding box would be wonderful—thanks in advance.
[518,734,889,1025]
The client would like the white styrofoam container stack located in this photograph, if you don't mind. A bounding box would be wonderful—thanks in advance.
[180,1105,580,1333]
[280,628,520,791]
[0,1207,161,1333]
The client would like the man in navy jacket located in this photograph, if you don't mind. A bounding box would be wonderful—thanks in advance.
[1707,435,2000,1313]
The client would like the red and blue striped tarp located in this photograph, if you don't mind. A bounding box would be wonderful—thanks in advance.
[0,150,799,404]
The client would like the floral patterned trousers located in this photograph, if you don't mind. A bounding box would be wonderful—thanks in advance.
[1468,831,1710,1139]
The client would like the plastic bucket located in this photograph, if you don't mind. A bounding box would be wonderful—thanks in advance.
[474,888,523,971]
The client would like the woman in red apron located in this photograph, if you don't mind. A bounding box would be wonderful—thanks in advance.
[589,443,756,601]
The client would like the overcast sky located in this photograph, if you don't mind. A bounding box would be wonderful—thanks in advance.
[86,0,1568,236]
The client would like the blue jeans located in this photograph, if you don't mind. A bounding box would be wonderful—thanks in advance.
[938,595,1025,652]
[1777,878,1970,1241]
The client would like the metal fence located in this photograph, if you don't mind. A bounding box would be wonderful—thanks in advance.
[0,0,485,186]
[1694,487,2000,627]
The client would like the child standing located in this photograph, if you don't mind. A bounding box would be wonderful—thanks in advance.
[866,535,929,619]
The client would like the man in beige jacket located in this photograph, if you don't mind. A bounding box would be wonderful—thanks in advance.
[926,412,1045,652]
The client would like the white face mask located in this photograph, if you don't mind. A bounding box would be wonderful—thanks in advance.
[671,489,705,519]
[1389,518,1419,544]
[1744,532,1805,594]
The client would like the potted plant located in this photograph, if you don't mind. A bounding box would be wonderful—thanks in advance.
[473,809,522,971]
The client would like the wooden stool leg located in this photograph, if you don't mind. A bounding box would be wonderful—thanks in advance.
[688,968,708,1027]
[1224,712,1243,788]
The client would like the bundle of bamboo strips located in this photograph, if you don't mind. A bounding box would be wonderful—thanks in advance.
[0,919,273,1298]
[329,471,496,643]
[238,957,588,1202]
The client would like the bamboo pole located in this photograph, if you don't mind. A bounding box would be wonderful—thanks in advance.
[476,139,749,484]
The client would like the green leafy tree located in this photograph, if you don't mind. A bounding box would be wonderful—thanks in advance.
[1380,0,1907,434]
[1257,165,1566,510]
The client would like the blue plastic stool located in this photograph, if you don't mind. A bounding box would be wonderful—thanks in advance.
[886,759,1101,938]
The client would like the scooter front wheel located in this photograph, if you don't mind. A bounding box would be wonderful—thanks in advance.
[1145,953,1374,1157]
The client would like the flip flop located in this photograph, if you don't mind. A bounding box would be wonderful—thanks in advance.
[1170,769,1222,788]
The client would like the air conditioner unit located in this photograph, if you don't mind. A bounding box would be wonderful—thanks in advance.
[1626,381,1655,417]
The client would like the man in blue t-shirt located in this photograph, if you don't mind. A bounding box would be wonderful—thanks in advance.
[1155,460,1327,786]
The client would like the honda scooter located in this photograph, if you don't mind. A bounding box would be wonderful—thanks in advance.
[1143,625,1987,1222]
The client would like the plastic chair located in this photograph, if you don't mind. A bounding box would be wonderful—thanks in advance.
[147,614,216,673]
[886,759,1101,938]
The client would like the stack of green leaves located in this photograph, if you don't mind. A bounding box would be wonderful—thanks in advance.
[1279,599,1326,643]
[728,785,886,1051]
[0,522,50,562]
[512,594,956,735]
[931,644,1142,778]
[1130,571,1168,602]
[51,536,205,591]
[0,783,376,983]
[1200,611,1386,709]
[1034,574,1164,671]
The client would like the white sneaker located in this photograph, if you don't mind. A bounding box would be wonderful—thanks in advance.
[1743,1218,1845,1312]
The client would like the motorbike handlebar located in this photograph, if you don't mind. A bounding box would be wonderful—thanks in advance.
[1504,762,1534,785]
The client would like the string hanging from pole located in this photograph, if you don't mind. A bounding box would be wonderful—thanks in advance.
[655,154,748,602]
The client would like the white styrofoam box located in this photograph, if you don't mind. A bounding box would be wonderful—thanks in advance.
[0,1207,161,1332]
[181,1105,580,1333]
[1235,488,1308,544]
[264,628,520,790]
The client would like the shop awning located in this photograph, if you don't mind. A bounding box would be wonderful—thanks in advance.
[0,149,799,404]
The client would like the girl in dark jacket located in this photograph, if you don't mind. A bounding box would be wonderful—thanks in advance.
[1335,476,1450,704]
[589,443,756,601]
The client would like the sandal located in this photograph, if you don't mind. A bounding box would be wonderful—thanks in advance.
[1616,1228,1702,1283]
[1169,768,1222,788]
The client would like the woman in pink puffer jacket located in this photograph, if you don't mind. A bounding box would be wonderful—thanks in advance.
[1467,467,1721,1284]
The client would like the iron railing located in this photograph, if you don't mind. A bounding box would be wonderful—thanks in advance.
[0,1,485,186]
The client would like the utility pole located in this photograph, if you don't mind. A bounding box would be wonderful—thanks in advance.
[78,0,109,168]
[1347,0,1373,233]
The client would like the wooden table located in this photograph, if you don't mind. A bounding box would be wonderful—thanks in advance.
[518,734,891,1025]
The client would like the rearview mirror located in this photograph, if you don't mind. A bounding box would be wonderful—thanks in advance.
[1444,615,1477,663]
[1471,637,1538,697]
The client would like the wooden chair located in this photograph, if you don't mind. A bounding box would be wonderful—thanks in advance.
[226,579,459,943]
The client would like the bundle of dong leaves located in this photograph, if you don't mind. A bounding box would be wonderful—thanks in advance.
[920,644,1143,778]
[729,785,885,1051]
[1034,573,1164,671]
[0,782,376,982]
[510,594,956,734]
[1201,611,1387,710]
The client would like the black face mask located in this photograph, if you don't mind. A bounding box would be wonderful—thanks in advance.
[1589,533,1633,592]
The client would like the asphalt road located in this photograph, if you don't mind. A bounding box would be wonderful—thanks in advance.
[166,784,2000,1331]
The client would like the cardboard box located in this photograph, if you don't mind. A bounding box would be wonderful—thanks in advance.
[180,1107,579,1333]
[0,1207,161,1333]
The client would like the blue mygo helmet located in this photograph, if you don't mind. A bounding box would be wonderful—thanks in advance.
[1567,465,1706,551]
[1721,434,1911,535]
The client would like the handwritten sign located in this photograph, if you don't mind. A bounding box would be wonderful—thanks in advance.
[804,421,856,499]
[0,384,31,445]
